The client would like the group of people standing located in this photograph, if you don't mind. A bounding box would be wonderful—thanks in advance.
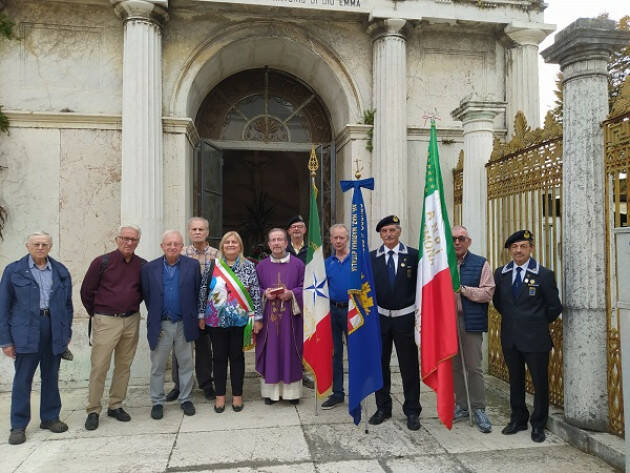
[0,213,561,447]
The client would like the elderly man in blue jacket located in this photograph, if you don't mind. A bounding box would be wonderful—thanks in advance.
[0,231,73,445]
[142,230,201,420]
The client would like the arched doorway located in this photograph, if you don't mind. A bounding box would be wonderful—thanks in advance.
[194,68,334,256]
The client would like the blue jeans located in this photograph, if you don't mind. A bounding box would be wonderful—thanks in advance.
[11,313,62,430]
[331,305,347,400]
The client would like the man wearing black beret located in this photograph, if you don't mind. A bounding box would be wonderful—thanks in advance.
[287,215,308,264]
[368,215,421,431]
[493,230,562,443]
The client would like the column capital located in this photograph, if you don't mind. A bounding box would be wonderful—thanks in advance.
[541,18,630,69]
[111,0,169,27]
[367,18,409,41]
[451,96,506,128]
[504,22,555,47]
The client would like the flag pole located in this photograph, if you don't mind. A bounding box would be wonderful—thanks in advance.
[362,401,369,434]
[456,321,474,426]
[308,146,319,418]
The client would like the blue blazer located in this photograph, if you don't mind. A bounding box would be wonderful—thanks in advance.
[141,255,201,351]
[0,255,73,355]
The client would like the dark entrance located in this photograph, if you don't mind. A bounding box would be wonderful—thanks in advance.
[193,68,334,254]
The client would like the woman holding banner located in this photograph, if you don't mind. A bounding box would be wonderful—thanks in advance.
[198,231,262,413]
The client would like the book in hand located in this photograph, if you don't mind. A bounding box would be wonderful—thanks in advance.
[268,286,285,296]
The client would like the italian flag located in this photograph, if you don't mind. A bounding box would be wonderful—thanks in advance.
[303,179,333,397]
[415,120,461,429]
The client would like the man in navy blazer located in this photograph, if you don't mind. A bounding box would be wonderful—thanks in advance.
[493,230,562,443]
[0,231,73,445]
[142,230,201,420]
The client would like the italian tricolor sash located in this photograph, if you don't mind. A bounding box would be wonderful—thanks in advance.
[206,258,256,351]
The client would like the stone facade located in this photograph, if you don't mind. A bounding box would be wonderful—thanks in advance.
[0,0,549,387]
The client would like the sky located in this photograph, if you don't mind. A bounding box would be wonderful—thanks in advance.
[538,0,628,123]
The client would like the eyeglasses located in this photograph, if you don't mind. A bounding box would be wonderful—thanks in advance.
[452,236,467,242]
[117,236,139,243]
[289,224,305,230]
[30,243,50,248]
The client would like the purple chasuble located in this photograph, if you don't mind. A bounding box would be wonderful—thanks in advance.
[255,255,305,384]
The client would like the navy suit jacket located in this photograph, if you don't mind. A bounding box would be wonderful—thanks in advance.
[141,255,201,351]
[493,258,562,352]
[0,255,73,355]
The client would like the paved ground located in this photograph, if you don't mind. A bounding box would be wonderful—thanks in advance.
[0,367,618,473]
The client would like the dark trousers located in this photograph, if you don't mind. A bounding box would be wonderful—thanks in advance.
[502,344,549,429]
[375,313,421,417]
[330,305,347,400]
[208,326,245,396]
[11,314,62,430]
[172,328,213,392]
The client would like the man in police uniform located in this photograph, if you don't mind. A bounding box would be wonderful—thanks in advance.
[493,230,562,443]
[368,215,421,431]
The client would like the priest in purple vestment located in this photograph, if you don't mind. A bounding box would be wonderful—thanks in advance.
[254,228,305,404]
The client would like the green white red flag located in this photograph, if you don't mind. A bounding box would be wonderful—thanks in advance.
[303,179,333,397]
[415,120,461,429]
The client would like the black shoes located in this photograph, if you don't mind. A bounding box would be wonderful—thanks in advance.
[501,421,528,435]
[321,396,344,410]
[204,386,216,401]
[214,404,225,413]
[531,427,546,443]
[151,404,164,420]
[302,375,315,389]
[181,401,196,416]
[40,419,68,433]
[289,399,300,405]
[8,429,26,445]
[107,407,131,422]
[264,397,277,405]
[406,415,421,431]
[85,413,99,430]
[166,388,180,402]
[368,410,391,425]
[232,403,244,412]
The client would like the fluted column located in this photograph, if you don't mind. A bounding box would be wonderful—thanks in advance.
[112,0,168,259]
[542,18,630,431]
[504,23,553,132]
[368,19,408,233]
[451,99,506,256]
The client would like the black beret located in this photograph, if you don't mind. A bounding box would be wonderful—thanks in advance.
[504,229,533,248]
[376,215,401,232]
[287,215,305,227]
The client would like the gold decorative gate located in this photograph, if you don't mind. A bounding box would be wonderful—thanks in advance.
[453,150,463,226]
[485,112,564,405]
[603,80,630,436]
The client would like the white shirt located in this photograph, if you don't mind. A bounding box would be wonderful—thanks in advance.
[512,259,530,284]
[385,244,400,275]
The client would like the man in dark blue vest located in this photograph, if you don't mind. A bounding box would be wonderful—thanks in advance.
[493,230,562,443]
[368,215,421,431]
[451,225,495,433]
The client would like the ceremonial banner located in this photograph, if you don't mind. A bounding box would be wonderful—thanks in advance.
[340,178,383,425]
[415,120,460,429]
[303,180,333,397]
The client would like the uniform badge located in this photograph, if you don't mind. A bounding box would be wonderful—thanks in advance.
[529,287,536,296]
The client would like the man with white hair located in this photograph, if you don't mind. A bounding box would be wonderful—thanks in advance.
[142,230,201,419]
[166,217,217,402]
[0,232,73,445]
[81,225,146,431]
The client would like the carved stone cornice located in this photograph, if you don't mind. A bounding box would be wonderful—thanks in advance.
[367,18,409,42]
[504,22,555,47]
[111,0,168,27]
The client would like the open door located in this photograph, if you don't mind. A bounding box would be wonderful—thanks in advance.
[194,140,223,248]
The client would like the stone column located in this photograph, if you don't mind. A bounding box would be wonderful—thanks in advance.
[451,98,505,256]
[542,18,630,431]
[504,23,553,131]
[112,0,168,259]
[368,19,408,233]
